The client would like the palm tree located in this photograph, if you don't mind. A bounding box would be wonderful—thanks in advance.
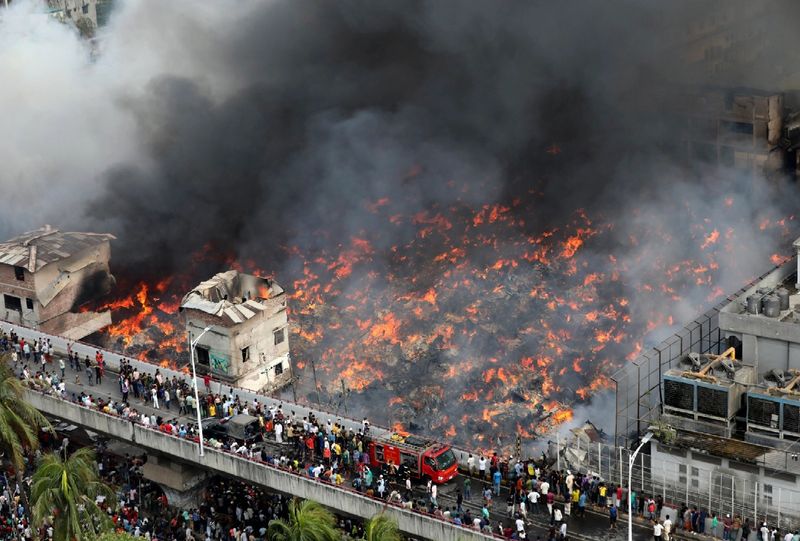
[31,447,116,541]
[363,513,401,541]
[0,360,50,471]
[267,498,340,541]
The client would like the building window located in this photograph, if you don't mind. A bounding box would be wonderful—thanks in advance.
[273,328,285,345]
[691,479,700,488]
[3,295,21,312]
[763,484,773,505]
[82,4,88,14]
[691,467,699,477]
[25,298,33,310]
[13,266,24,281]
[241,347,250,363]
[195,346,210,366]
[275,362,284,375]
[678,465,687,474]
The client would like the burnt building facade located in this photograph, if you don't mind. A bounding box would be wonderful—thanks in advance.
[0,226,115,339]
[180,270,291,393]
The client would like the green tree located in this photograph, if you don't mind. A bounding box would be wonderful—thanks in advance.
[267,498,340,541]
[95,532,137,541]
[0,361,50,471]
[363,513,401,541]
[31,447,115,541]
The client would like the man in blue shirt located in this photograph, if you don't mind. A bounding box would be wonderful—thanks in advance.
[493,469,502,496]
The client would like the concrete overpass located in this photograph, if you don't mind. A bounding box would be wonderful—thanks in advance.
[4,321,487,466]
[24,388,496,541]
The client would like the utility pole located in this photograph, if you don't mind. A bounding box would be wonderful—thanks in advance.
[310,356,320,406]
[340,379,348,415]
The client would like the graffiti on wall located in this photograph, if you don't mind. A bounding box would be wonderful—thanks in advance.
[210,353,230,374]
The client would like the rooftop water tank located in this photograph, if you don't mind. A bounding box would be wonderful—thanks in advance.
[777,287,790,311]
[763,295,781,318]
[747,294,762,314]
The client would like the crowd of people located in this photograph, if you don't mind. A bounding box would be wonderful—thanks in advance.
[7,330,800,540]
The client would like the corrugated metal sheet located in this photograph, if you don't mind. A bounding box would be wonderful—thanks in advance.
[223,307,244,324]
[0,226,114,272]
[180,270,281,325]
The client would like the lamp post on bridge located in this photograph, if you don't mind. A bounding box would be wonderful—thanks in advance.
[628,432,653,541]
[189,326,213,457]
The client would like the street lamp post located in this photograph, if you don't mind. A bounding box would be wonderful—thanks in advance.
[628,432,653,541]
[189,326,213,457]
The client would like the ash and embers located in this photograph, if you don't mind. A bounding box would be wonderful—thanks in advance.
[85,176,797,452]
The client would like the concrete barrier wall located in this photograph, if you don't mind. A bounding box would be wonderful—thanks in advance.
[24,390,494,541]
[25,389,135,441]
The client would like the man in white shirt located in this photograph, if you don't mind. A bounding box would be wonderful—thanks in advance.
[478,456,487,478]
[529,490,540,514]
[761,523,770,541]
[515,516,525,533]
[559,522,567,540]
[663,515,672,541]
[653,521,663,540]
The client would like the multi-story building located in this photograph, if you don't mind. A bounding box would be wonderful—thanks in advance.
[646,240,800,528]
[2,0,98,36]
[658,87,787,177]
[0,225,115,339]
[180,270,292,393]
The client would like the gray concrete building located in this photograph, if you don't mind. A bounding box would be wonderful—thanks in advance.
[180,270,292,393]
[0,226,115,339]
[650,238,800,527]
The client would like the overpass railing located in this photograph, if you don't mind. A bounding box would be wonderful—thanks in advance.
[23,387,501,541]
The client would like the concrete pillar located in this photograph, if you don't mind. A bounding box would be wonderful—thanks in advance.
[142,455,207,507]
[159,482,207,509]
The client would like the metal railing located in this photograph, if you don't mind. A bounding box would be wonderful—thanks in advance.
[558,436,800,532]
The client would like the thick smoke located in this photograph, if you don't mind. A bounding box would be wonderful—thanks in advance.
[2,0,800,447]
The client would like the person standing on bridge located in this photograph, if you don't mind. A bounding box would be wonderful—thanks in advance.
[493,468,502,495]
[275,421,283,443]
[59,357,65,379]
[151,385,159,409]
[85,356,93,385]
[95,363,103,385]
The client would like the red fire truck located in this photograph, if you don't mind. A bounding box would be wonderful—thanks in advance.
[367,433,458,484]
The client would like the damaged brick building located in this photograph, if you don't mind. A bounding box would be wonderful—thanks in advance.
[180,270,292,393]
[0,226,115,339]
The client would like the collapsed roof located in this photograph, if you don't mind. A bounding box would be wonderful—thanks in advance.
[0,225,115,272]
[180,269,284,325]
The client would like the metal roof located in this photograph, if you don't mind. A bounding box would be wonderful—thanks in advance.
[0,226,115,272]
[180,270,278,325]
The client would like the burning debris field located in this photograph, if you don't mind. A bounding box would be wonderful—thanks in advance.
[84,180,798,450]
[5,1,800,451]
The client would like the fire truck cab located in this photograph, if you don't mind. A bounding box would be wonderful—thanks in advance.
[367,434,458,484]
